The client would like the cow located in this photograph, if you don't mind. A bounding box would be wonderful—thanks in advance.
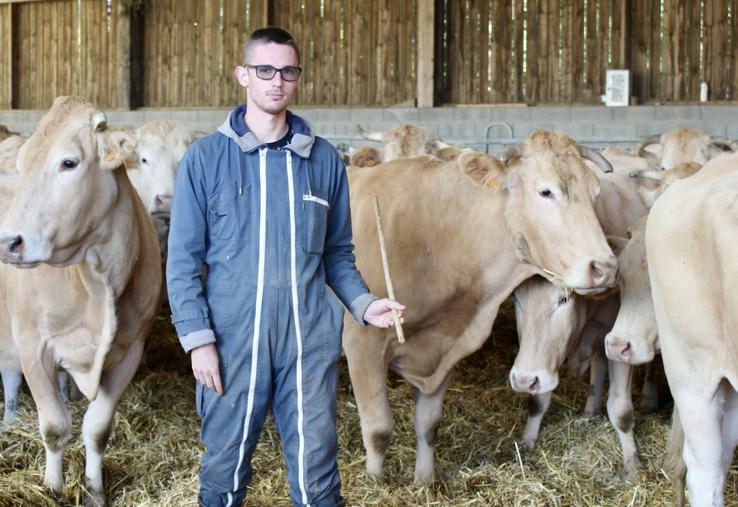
[628,162,702,208]
[0,96,162,506]
[355,123,465,165]
[605,163,705,366]
[644,153,738,506]
[343,130,618,482]
[510,167,648,477]
[0,124,17,142]
[126,120,205,215]
[634,127,736,170]
[0,135,26,173]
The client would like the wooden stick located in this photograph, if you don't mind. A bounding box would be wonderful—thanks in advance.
[372,195,405,343]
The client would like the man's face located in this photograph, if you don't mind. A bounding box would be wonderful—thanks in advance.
[236,42,299,115]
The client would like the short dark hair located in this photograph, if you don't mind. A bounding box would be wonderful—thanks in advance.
[243,27,300,64]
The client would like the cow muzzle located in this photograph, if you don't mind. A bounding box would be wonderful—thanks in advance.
[154,193,173,213]
[509,369,559,395]
[604,333,655,365]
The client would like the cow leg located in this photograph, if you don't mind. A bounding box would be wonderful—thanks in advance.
[20,353,70,496]
[584,344,607,416]
[413,372,452,483]
[719,385,738,476]
[345,336,393,480]
[81,339,144,507]
[606,359,641,478]
[522,391,553,451]
[1,369,22,423]
[676,389,725,507]
[639,361,659,412]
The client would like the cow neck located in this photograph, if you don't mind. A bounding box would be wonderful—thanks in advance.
[76,167,140,302]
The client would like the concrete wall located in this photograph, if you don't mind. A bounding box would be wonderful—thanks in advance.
[2,105,738,155]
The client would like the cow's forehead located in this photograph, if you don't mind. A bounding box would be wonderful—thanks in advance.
[21,116,94,170]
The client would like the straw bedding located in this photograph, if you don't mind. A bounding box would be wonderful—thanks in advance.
[0,301,735,506]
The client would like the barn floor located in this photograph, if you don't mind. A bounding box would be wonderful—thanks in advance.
[0,301,736,507]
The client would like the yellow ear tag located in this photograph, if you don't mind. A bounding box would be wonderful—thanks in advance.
[487,178,502,190]
[104,150,119,162]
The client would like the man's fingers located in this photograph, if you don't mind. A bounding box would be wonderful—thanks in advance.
[213,374,224,396]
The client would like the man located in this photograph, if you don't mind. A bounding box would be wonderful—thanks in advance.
[167,27,404,507]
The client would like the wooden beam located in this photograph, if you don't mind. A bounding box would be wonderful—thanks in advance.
[416,0,434,107]
[116,0,131,109]
[0,3,10,109]
[0,0,47,4]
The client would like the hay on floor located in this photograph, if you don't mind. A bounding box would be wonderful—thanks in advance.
[0,303,735,506]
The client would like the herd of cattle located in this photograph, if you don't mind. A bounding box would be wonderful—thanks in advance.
[0,96,736,506]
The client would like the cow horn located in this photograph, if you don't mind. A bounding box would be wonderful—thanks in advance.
[629,169,664,181]
[91,111,107,131]
[579,146,613,173]
[356,124,384,143]
[635,134,662,157]
[501,144,522,162]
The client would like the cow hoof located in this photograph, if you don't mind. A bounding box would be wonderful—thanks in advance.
[522,438,536,453]
[84,489,107,507]
[413,471,436,485]
[624,459,643,483]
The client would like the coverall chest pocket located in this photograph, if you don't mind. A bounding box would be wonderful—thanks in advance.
[303,195,329,254]
[208,187,237,240]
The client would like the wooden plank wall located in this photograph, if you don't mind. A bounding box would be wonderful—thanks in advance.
[142,0,266,108]
[441,0,630,104]
[0,4,11,109]
[11,0,120,109]
[265,0,416,106]
[5,0,738,108]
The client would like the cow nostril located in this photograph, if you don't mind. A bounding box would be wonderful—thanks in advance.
[590,260,604,281]
[529,376,540,392]
[7,235,23,254]
[620,341,632,358]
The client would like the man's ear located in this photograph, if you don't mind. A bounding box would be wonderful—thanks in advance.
[97,129,136,170]
[235,65,249,87]
[457,151,506,189]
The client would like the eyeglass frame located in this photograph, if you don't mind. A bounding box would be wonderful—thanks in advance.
[243,63,303,82]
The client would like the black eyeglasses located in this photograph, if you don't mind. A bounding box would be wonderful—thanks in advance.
[244,64,302,82]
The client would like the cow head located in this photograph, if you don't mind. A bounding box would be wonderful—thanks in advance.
[636,128,737,170]
[459,130,618,294]
[605,219,658,365]
[126,121,204,214]
[0,96,135,268]
[510,276,587,394]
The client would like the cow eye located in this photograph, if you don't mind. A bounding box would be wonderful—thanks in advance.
[61,159,79,171]
[539,188,553,199]
[557,295,569,305]
[141,158,148,165]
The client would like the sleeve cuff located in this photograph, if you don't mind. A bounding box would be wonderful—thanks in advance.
[180,329,216,353]
[349,292,378,327]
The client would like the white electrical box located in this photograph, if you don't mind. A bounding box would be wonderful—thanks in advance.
[602,70,631,107]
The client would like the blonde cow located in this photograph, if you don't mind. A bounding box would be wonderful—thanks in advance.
[344,130,619,482]
[0,96,161,506]
[635,127,736,170]
[642,154,738,506]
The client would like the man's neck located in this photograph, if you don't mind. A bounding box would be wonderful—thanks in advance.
[244,106,289,143]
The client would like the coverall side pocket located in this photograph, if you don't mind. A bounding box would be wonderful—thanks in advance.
[195,382,206,419]
[208,187,238,240]
[303,198,329,254]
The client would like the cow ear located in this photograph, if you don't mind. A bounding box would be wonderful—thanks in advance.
[457,151,506,189]
[97,129,136,170]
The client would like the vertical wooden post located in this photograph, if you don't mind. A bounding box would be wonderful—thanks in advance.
[416,0,434,107]
[619,0,629,69]
[0,3,11,109]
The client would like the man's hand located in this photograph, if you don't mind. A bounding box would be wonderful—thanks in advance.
[191,343,223,395]
[363,298,406,328]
